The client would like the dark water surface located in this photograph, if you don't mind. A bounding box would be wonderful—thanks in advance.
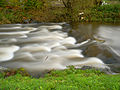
[70,23,120,72]
[0,23,120,76]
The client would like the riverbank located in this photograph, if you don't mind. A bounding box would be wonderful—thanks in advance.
[0,66,120,89]
[0,1,120,24]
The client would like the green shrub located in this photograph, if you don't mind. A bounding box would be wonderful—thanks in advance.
[24,0,44,9]
[96,4,120,13]
[0,0,6,7]
[84,4,120,23]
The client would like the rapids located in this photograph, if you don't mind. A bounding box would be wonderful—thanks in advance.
[0,23,119,76]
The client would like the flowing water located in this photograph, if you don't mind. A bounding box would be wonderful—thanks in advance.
[0,23,120,76]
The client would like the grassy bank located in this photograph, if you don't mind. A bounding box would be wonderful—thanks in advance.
[0,0,120,24]
[0,67,120,90]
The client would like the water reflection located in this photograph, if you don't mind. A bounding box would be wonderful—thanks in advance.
[70,23,120,72]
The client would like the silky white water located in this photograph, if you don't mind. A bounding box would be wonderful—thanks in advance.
[0,23,112,76]
[97,26,120,56]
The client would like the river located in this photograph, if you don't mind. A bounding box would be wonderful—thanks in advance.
[0,23,120,76]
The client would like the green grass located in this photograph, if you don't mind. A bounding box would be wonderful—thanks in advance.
[0,67,120,90]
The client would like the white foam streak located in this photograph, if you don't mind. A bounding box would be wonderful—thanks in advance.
[20,46,51,52]
[0,46,20,61]
[0,31,30,35]
[76,39,91,46]
[60,37,76,47]
[39,25,62,30]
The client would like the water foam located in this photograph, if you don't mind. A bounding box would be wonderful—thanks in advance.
[0,45,20,61]
[0,24,109,76]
